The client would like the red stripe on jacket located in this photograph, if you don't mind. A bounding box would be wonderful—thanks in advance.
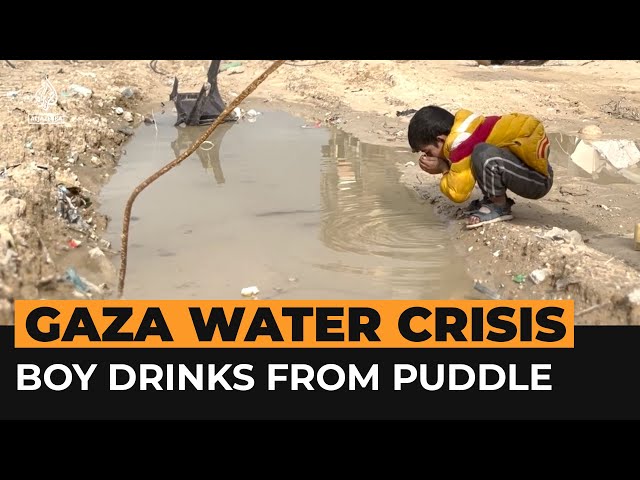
[449,116,501,163]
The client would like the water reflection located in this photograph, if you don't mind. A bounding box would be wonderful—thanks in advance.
[316,127,473,298]
[170,121,235,185]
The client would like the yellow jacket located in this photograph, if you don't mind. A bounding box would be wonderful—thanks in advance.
[440,109,551,203]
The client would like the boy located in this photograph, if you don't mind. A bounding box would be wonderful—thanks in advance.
[407,105,554,228]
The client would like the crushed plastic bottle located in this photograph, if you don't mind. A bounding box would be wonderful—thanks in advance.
[64,267,89,293]
[473,281,501,300]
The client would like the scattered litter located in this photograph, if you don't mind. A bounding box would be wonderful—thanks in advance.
[115,107,124,115]
[219,61,243,72]
[554,276,580,291]
[474,281,501,300]
[529,268,552,285]
[68,238,82,249]
[65,84,93,98]
[56,184,91,231]
[64,267,89,293]
[492,250,501,257]
[288,277,298,283]
[512,274,527,284]
[396,109,417,117]
[575,301,611,317]
[226,66,245,75]
[537,226,583,245]
[404,161,415,167]
[591,139,640,169]
[302,121,322,129]
[121,87,135,98]
[241,286,260,297]
[628,288,640,305]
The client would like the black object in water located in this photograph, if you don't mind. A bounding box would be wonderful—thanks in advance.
[170,60,238,127]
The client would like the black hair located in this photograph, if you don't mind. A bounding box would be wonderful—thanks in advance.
[407,105,455,152]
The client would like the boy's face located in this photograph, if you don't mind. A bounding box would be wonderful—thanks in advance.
[417,135,446,160]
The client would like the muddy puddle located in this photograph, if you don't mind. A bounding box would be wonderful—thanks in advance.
[98,108,478,300]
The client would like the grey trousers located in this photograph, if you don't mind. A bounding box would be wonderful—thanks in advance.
[471,143,554,199]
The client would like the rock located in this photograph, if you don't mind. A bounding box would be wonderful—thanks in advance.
[579,124,602,138]
[67,84,93,98]
[87,247,117,280]
[123,111,134,122]
[118,126,134,136]
[538,227,584,245]
[115,107,124,115]
[529,268,552,285]
[121,87,135,98]
[241,286,259,296]
[0,194,26,223]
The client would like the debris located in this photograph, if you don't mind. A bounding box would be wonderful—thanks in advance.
[64,267,89,293]
[66,84,93,98]
[123,111,134,122]
[629,288,640,305]
[68,238,82,249]
[396,109,417,117]
[121,87,135,98]
[537,227,583,245]
[241,286,260,297]
[226,66,245,75]
[474,281,501,300]
[219,61,243,72]
[512,274,527,284]
[171,60,237,127]
[529,268,552,285]
[570,140,605,175]
[88,246,117,279]
[579,124,602,139]
[591,139,640,170]
[115,107,124,115]
[575,301,611,318]
[56,184,91,231]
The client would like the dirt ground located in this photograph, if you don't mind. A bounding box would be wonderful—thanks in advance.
[1,59,639,324]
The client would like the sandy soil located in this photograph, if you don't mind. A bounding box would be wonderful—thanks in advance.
[1,59,639,324]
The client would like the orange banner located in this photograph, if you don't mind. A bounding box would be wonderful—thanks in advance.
[14,300,574,348]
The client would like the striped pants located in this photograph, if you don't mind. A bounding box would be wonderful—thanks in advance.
[471,143,553,199]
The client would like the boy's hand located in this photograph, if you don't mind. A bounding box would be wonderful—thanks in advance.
[419,155,449,175]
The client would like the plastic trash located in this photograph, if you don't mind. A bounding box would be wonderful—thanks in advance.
[170,60,238,127]
[474,281,501,300]
[64,267,89,293]
[241,286,260,297]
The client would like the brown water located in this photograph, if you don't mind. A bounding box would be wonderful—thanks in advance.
[99,108,476,300]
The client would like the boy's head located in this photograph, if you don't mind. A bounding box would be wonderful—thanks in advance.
[407,105,454,159]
